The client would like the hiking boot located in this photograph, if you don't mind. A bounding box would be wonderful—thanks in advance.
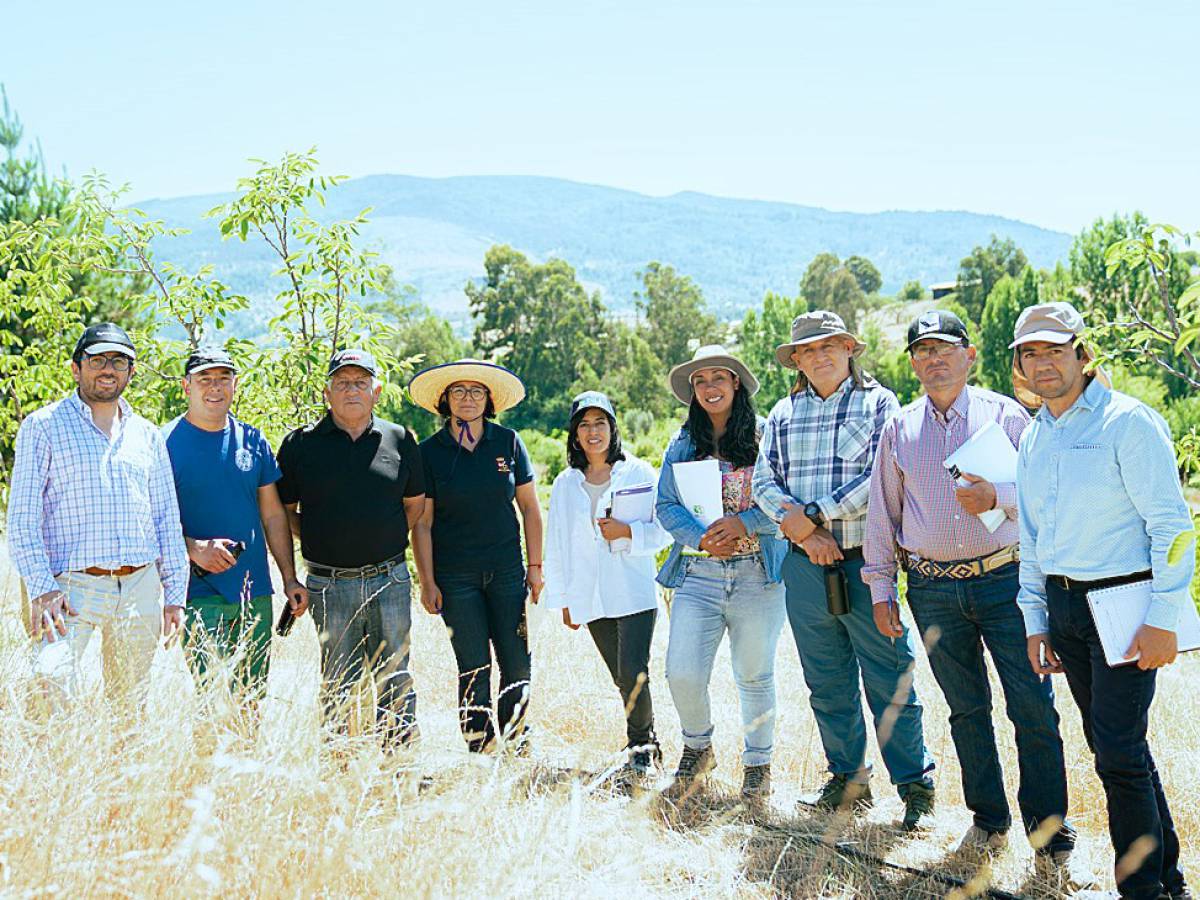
[1034,847,1098,892]
[626,740,663,776]
[957,824,1008,856]
[815,773,873,811]
[741,764,772,802]
[900,780,935,831]
[672,744,716,783]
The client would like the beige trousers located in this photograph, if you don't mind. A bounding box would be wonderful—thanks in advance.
[33,566,163,700]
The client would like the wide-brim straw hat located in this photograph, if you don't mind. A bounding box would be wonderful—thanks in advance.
[408,359,526,414]
[668,345,760,405]
[775,310,866,369]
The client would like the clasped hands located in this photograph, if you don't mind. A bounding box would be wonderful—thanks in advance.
[780,503,842,566]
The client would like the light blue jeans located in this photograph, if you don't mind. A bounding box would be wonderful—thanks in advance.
[665,555,786,766]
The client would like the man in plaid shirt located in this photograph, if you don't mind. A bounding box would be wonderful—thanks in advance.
[753,310,934,831]
[7,323,189,700]
[863,310,1077,877]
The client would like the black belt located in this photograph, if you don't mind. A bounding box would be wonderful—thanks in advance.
[1047,570,1151,593]
[791,543,863,561]
[304,552,406,580]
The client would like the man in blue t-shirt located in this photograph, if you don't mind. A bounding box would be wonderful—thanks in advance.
[163,347,308,693]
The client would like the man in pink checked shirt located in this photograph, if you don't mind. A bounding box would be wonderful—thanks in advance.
[863,310,1082,883]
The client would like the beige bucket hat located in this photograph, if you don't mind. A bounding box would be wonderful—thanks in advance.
[668,345,760,405]
[408,359,526,414]
[774,310,866,369]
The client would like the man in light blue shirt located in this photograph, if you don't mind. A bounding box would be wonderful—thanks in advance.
[1014,301,1192,900]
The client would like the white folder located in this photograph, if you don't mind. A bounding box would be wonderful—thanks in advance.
[942,421,1019,534]
[672,459,723,527]
[1086,579,1200,667]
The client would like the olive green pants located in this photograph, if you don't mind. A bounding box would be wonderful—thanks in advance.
[183,594,274,692]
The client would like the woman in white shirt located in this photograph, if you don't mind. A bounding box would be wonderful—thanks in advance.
[544,391,671,776]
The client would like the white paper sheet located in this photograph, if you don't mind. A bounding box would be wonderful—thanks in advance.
[610,482,655,524]
[672,459,723,527]
[1087,579,1200,667]
[942,421,1019,533]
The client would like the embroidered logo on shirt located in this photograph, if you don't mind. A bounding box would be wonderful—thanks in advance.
[496,457,511,473]
[235,448,254,472]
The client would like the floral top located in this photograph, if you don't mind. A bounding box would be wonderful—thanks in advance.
[720,460,761,556]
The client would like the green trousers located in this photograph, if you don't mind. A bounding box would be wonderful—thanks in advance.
[183,594,274,692]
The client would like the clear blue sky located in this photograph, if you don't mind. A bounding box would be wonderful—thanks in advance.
[5,0,1195,234]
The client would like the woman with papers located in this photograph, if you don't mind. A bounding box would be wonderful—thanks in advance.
[543,391,671,781]
[654,346,787,803]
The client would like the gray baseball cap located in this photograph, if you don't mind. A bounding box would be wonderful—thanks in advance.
[569,390,616,421]
[1009,302,1086,348]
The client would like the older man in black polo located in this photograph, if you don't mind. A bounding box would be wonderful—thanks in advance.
[276,349,429,747]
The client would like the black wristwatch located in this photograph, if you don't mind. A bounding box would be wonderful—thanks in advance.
[803,502,824,527]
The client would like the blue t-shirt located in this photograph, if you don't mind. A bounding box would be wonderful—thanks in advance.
[162,415,281,603]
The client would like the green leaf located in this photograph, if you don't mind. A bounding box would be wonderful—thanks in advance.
[1168,529,1197,567]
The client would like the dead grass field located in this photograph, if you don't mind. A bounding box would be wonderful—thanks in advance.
[1,539,1198,899]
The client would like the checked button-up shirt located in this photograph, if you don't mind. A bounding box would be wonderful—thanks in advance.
[6,392,189,606]
[752,374,900,551]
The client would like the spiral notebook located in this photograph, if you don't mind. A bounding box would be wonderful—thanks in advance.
[1086,579,1200,667]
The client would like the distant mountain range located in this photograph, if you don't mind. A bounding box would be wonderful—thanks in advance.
[136,174,1072,336]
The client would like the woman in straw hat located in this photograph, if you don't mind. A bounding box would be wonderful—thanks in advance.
[655,345,788,802]
[543,390,672,782]
[409,359,543,753]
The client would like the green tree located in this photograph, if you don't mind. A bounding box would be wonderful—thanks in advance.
[467,245,607,430]
[737,291,807,409]
[599,320,671,419]
[897,280,925,302]
[799,252,871,332]
[956,235,1029,326]
[859,321,921,405]
[634,261,719,368]
[845,255,883,296]
[978,268,1035,392]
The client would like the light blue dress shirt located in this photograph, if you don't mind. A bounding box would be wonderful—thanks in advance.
[1016,379,1194,636]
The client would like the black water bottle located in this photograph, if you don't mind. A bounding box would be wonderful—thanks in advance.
[824,562,850,616]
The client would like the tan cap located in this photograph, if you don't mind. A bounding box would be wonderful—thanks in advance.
[1009,301,1086,349]
[774,310,866,369]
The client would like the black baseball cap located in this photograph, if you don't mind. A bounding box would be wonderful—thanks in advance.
[569,390,616,421]
[185,347,238,375]
[73,322,136,362]
[906,310,970,351]
[328,348,377,377]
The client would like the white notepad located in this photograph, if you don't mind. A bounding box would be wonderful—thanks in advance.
[1086,579,1200,667]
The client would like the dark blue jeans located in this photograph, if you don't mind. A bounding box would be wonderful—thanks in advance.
[437,562,532,751]
[908,565,1072,852]
[1047,578,1184,899]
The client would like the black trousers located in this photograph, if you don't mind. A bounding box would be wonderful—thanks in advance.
[587,608,657,747]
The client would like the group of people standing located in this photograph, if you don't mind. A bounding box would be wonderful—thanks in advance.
[7,297,1194,899]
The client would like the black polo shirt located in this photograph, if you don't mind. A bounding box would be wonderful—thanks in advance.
[276,414,425,567]
[420,421,534,574]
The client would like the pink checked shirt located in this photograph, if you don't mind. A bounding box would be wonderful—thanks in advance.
[862,386,1030,604]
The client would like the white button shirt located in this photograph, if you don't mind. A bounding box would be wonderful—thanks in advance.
[543,455,671,625]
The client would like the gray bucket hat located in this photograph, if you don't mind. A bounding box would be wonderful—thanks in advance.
[774,311,866,369]
[668,344,760,405]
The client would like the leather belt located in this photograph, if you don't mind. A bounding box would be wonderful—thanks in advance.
[901,545,1019,580]
[78,564,146,578]
[1047,570,1151,593]
[791,544,863,562]
[304,552,406,581]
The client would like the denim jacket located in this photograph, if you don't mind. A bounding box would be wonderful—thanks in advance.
[655,421,787,588]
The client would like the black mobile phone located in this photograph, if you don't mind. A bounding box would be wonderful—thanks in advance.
[190,540,247,578]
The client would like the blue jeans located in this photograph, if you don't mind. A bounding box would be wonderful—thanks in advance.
[908,565,1072,851]
[1047,578,1184,899]
[783,551,933,790]
[437,562,532,751]
[307,561,417,743]
[665,554,785,767]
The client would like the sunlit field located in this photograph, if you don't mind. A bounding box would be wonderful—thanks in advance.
[2,539,1198,899]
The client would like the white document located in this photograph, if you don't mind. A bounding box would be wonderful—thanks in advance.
[1087,579,1200,667]
[672,459,723,527]
[610,482,655,524]
[942,420,1019,534]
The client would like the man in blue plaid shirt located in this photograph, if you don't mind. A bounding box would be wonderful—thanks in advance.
[753,310,934,830]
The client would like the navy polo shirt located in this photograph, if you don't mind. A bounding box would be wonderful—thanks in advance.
[276,413,425,568]
[420,421,534,574]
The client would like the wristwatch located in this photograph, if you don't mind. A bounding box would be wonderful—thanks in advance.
[803,502,824,527]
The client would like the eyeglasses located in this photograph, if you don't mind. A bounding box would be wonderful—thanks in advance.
[910,341,964,361]
[448,386,489,401]
[83,355,132,372]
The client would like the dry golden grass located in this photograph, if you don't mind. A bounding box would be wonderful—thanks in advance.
[2,542,1198,899]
